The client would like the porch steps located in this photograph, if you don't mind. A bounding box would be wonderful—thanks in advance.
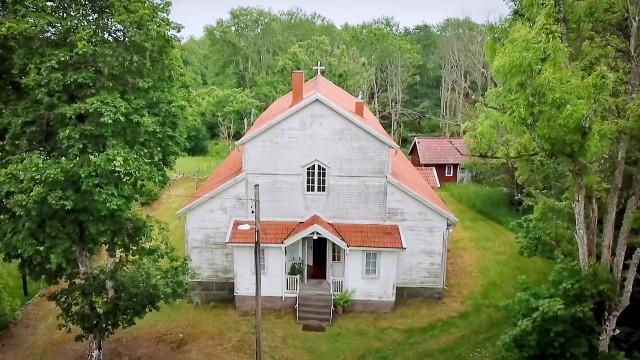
[298,292,332,328]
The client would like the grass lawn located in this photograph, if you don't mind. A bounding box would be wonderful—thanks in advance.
[0,262,44,330]
[443,183,522,229]
[0,151,550,359]
[171,141,232,176]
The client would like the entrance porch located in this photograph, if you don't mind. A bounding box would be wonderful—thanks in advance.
[283,235,345,297]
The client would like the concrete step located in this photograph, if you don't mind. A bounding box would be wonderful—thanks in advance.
[298,305,331,316]
[298,295,332,305]
[298,312,331,323]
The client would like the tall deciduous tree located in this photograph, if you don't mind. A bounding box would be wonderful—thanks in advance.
[0,1,192,359]
[469,0,640,353]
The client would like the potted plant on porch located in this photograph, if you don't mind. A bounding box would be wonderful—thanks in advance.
[288,257,304,276]
[333,290,353,315]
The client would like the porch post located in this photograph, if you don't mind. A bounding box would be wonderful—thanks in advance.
[303,238,307,284]
[344,248,348,290]
[282,246,285,300]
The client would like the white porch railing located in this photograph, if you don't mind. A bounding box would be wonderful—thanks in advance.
[331,277,344,295]
[285,275,300,293]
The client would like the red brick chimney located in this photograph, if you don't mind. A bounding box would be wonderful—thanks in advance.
[355,99,364,117]
[292,70,304,105]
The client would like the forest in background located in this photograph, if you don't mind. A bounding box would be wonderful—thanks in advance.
[178,7,489,153]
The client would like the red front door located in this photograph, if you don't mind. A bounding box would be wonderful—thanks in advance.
[308,238,326,279]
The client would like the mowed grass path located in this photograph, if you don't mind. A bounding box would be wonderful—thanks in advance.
[0,151,549,360]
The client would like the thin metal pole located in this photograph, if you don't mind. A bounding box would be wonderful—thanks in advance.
[254,184,262,360]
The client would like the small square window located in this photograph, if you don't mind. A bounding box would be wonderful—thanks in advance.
[445,164,454,177]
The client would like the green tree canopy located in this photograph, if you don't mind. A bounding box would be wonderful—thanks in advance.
[0,1,192,358]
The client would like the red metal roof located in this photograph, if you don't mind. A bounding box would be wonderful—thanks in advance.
[242,75,393,142]
[290,214,341,239]
[229,215,403,249]
[229,220,299,244]
[415,166,440,188]
[390,149,451,215]
[334,223,402,249]
[412,137,468,165]
[179,76,454,219]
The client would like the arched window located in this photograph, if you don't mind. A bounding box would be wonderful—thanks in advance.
[305,162,327,193]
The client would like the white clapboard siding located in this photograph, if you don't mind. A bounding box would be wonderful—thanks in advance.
[186,180,246,280]
[233,246,284,297]
[344,250,398,301]
[386,184,448,287]
[246,174,386,221]
[245,101,389,178]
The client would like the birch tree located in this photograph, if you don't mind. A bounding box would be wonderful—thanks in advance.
[469,0,640,353]
[439,18,490,136]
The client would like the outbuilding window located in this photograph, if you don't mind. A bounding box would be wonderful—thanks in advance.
[305,162,327,193]
[445,164,454,177]
[363,251,379,278]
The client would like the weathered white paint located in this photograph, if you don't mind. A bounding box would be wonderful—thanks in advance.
[330,244,345,277]
[185,90,453,304]
[185,179,246,280]
[233,246,290,297]
[386,184,448,287]
[343,250,398,301]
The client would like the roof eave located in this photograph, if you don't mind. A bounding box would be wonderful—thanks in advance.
[235,93,399,149]
[176,173,246,216]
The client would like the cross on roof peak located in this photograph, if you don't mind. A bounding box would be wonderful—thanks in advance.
[312,61,325,76]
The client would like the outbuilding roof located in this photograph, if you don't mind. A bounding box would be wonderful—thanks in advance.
[389,149,451,215]
[415,166,440,188]
[228,215,403,249]
[410,137,468,165]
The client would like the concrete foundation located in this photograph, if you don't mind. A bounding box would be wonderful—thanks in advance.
[347,299,395,313]
[235,295,297,312]
[395,286,444,300]
[190,280,234,303]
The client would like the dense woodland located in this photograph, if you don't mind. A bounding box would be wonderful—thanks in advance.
[178,8,488,152]
[1,1,640,359]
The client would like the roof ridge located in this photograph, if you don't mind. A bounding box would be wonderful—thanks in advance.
[448,139,467,156]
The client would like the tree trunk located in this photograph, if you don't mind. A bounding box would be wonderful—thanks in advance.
[573,175,589,268]
[555,0,569,46]
[88,331,103,360]
[587,194,598,260]
[77,243,103,360]
[611,164,640,282]
[601,135,629,268]
[599,248,640,352]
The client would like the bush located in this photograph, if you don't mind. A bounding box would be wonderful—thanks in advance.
[334,290,353,307]
[514,196,575,260]
[0,266,19,329]
[444,183,521,228]
[499,262,617,360]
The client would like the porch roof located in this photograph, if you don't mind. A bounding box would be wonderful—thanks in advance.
[228,215,403,249]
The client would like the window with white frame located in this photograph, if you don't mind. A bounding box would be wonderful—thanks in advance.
[253,248,266,274]
[363,251,379,278]
[332,243,342,262]
[305,162,327,193]
[445,164,454,176]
